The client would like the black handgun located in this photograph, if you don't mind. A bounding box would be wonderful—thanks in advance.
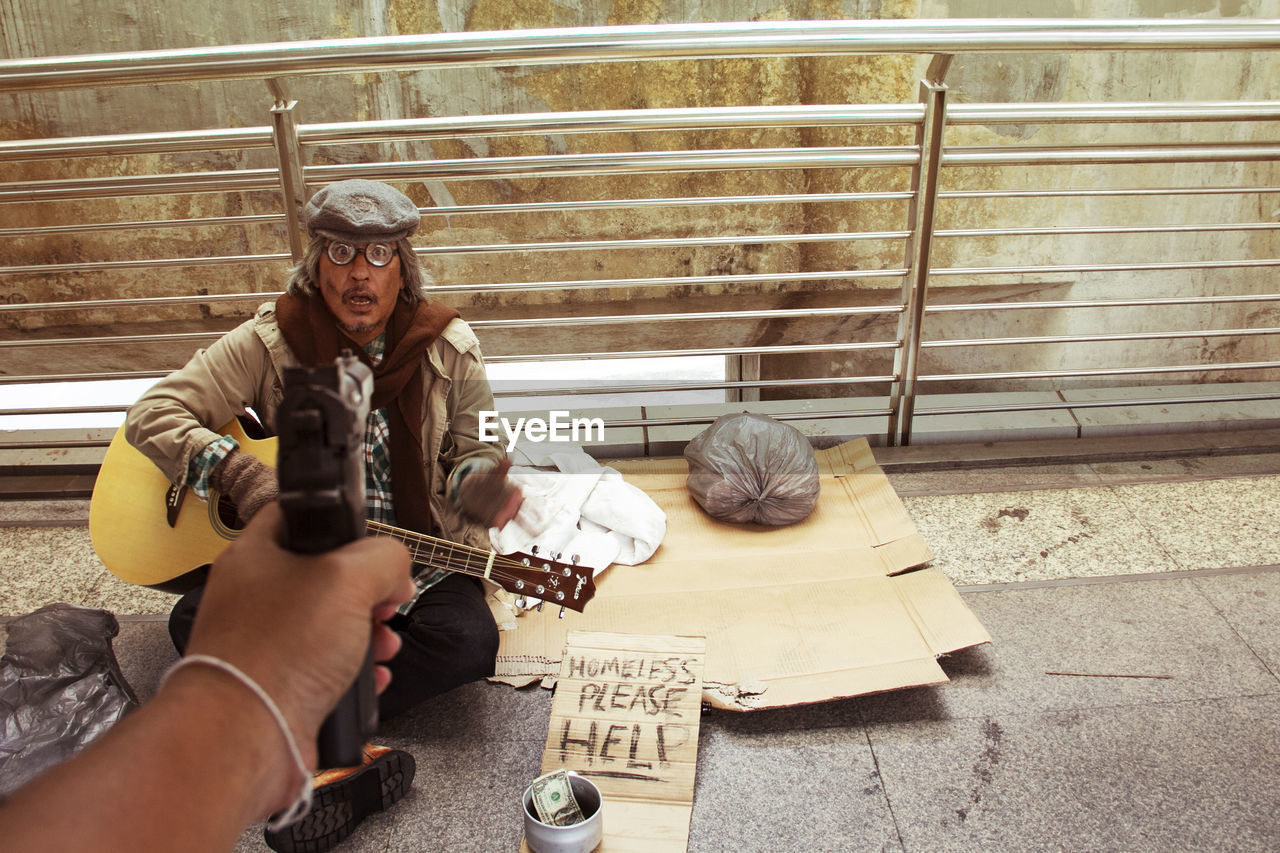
[276,351,375,769]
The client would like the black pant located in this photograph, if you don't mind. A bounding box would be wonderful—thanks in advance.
[167,571,500,721]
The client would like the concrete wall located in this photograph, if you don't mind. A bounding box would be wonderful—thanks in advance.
[2,0,1277,391]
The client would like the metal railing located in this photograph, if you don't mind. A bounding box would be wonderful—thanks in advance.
[1,19,1278,453]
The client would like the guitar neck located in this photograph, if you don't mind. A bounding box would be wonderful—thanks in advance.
[365,520,491,580]
[362,520,595,614]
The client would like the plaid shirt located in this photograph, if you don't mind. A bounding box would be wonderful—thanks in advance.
[361,336,450,609]
[187,434,239,499]
[187,333,448,611]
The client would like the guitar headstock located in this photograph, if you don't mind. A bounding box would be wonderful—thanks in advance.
[495,547,596,613]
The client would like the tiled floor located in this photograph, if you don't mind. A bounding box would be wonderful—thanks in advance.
[3,442,1279,851]
[211,566,1274,852]
[901,475,1280,585]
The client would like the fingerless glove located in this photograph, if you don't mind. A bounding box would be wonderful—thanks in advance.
[210,450,278,523]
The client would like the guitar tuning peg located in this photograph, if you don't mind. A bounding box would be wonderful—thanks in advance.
[571,554,581,564]
[536,600,545,612]
[554,552,562,562]
[530,544,539,555]
[514,596,528,609]
[558,607,567,619]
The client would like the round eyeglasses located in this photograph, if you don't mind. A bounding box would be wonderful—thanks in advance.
[325,241,398,267]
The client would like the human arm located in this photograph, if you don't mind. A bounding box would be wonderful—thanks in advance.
[125,313,281,486]
[437,328,522,528]
[0,505,415,852]
[125,312,284,520]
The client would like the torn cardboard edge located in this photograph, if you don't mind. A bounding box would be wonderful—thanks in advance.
[495,438,990,710]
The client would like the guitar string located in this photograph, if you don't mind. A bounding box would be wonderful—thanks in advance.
[368,527,541,579]
[364,521,564,573]
[363,521,581,591]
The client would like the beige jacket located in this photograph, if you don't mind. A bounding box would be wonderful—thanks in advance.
[125,302,514,616]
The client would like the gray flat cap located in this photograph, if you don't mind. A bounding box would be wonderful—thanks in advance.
[303,179,420,243]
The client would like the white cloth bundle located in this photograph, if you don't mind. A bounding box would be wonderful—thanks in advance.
[489,440,666,576]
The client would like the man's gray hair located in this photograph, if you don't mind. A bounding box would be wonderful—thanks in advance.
[286,236,429,304]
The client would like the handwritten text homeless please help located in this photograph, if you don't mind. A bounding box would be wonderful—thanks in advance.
[554,652,698,782]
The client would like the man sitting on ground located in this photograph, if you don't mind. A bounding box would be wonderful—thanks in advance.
[124,178,521,852]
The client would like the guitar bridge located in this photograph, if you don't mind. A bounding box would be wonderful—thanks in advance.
[165,483,187,529]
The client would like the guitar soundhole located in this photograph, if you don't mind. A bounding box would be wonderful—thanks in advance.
[212,493,246,536]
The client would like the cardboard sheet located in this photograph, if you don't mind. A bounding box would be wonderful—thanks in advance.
[525,631,706,853]
[495,438,990,710]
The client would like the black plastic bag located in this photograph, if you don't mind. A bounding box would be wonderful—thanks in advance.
[0,603,138,797]
[683,413,821,526]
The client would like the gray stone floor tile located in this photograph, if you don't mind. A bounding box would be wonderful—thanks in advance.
[901,488,1177,585]
[1110,476,1280,571]
[113,618,177,702]
[856,578,1279,724]
[384,738,542,852]
[690,726,903,853]
[1193,568,1280,680]
[867,695,1280,853]
[379,680,554,745]
[701,695,865,735]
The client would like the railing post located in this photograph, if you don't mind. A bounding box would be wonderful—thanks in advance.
[268,79,307,263]
[887,56,950,446]
[726,354,761,403]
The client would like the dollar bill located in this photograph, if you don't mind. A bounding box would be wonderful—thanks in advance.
[530,768,587,827]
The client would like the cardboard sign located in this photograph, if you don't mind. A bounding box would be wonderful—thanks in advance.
[534,631,706,852]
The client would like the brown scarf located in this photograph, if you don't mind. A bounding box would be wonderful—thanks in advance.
[276,290,459,536]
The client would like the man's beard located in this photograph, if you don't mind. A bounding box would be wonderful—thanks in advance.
[339,319,379,336]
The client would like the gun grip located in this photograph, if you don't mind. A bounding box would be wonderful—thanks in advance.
[317,644,378,769]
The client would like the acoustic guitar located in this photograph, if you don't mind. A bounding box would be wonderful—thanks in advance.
[88,420,596,612]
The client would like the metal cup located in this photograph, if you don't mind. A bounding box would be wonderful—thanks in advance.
[522,771,604,853]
